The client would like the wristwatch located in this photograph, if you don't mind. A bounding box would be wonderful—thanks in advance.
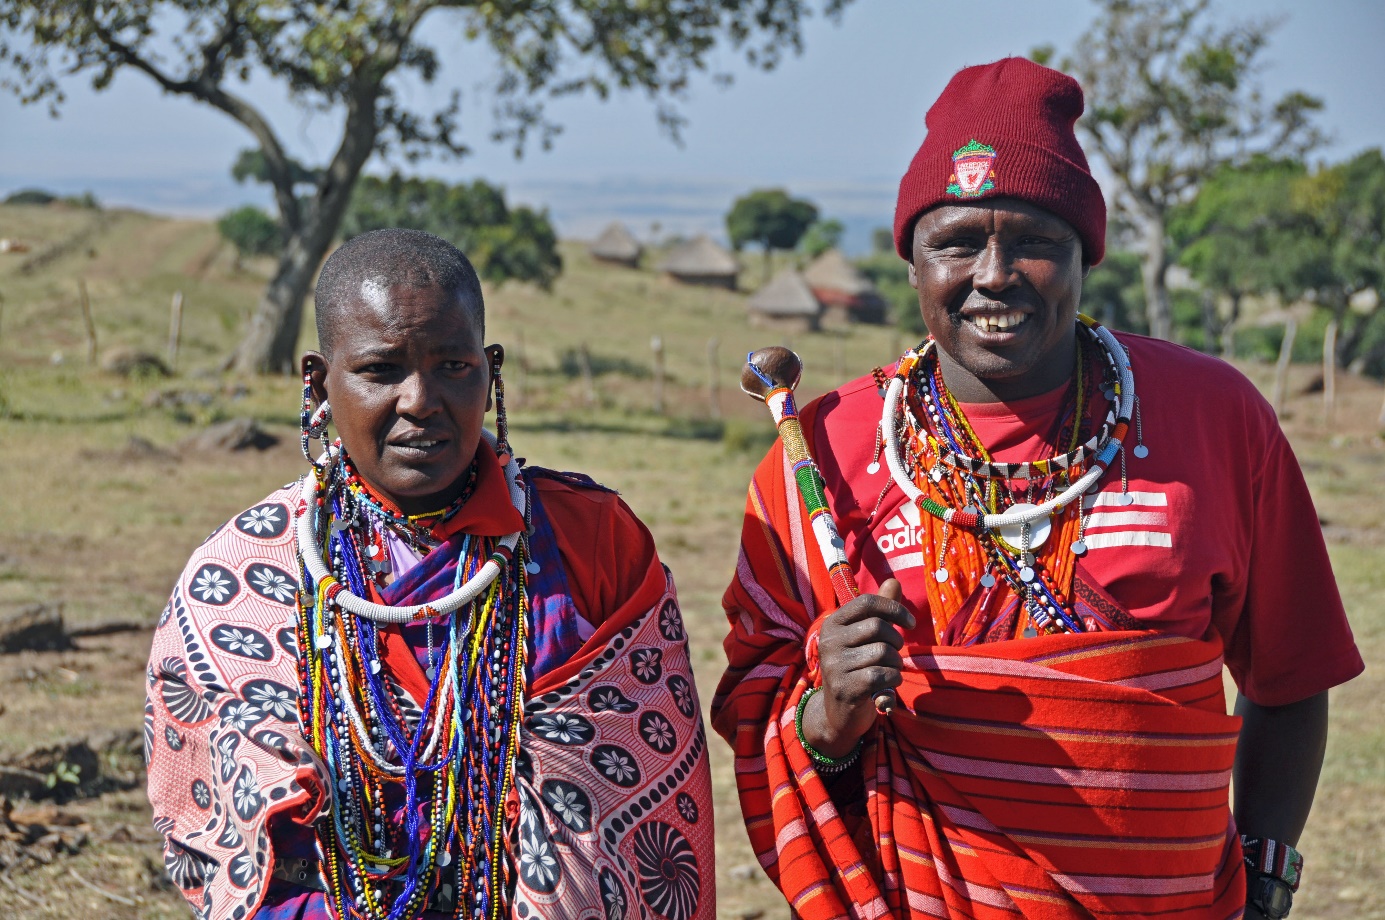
[1248,872,1294,919]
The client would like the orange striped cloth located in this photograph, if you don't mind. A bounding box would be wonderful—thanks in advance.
[712,451,1247,920]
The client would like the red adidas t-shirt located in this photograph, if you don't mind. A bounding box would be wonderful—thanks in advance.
[803,333,1363,707]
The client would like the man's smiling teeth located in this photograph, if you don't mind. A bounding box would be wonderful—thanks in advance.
[968,311,1027,332]
[399,439,441,448]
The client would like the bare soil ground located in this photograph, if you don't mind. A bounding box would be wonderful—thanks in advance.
[0,205,1380,918]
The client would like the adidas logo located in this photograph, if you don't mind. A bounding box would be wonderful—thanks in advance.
[876,502,925,554]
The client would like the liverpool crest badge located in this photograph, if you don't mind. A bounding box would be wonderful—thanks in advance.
[946,140,997,198]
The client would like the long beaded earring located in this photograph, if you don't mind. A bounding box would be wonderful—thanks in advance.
[300,368,332,469]
[491,349,510,460]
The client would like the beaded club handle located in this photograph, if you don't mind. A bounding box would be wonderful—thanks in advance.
[741,347,896,716]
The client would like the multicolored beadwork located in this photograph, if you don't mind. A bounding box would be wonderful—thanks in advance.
[879,315,1137,637]
[294,438,529,920]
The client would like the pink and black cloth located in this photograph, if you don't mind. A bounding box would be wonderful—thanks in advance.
[146,469,715,920]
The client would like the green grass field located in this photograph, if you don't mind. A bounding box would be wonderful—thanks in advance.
[0,203,1380,918]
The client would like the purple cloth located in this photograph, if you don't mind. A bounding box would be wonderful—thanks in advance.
[257,482,582,919]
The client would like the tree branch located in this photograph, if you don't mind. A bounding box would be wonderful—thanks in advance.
[86,17,303,230]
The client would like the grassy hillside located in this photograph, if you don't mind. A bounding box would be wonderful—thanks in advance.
[0,204,1380,919]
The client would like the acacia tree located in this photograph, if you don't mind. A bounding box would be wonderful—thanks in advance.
[726,188,818,281]
[343,173,562,290]
[1169,157,1311,356]
[1,1,850,373]
[1047,0,1323,341]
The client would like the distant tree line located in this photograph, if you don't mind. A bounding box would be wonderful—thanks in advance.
[3,188,101,209]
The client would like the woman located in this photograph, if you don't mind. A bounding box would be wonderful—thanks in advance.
[714,58,1361,920]
[147,229,715,920]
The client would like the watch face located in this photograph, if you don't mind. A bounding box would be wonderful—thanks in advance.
[1255,876,1294,918]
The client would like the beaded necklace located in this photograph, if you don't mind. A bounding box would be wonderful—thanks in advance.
[338,459,481,582]
[294,435,528,920]
[880,316,1138,640]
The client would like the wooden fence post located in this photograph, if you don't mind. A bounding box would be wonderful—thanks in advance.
[1322,319,1338,422]
[167,290,184,373]
[578,342,596,408]
[1271,318,1297,418]
[706,337,721,420]
[77,279,97,365]
[651,334,666,416]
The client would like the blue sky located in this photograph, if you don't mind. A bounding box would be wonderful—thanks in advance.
[2,0,1383,253]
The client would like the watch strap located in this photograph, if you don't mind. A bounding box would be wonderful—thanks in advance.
[1240,835,1303,891]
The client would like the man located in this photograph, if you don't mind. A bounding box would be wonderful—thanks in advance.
[147,229,715,920]
[713,58,1361,920]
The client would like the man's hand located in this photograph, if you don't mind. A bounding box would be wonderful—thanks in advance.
[801,579,914,758]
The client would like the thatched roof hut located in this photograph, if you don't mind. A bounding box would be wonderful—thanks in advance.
[747,269,823,333]
[589,222,642,267]
[658,235,739,289]
[803,248,888,325]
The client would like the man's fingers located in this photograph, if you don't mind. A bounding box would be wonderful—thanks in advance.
[878,578,904,603]
[831,589,915,630]
[839,665,903,699]
[834,641,905,674]
[833,617,907,651]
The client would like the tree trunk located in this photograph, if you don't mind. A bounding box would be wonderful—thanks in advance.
[230,235,329,374]
[1199,290,1220,355]
[1139,215,1172,341]
[1271,318,1297,417]
[229,88,380,374]
[763,245,772,285]
[1322,319,1338,421]
[1335,300,1375,370]
[1221,292,1241,360]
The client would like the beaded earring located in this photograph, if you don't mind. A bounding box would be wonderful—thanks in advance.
[490,349,510,460]
[300,368,332,469]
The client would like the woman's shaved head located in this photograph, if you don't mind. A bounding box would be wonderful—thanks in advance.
[314,228,484,356]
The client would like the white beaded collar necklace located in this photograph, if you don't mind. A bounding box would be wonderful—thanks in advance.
[880,320,1136,533]
[295,429,525,624]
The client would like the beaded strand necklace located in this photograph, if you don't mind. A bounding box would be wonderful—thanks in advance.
[880,316,1137,638]
[294,435,528,920]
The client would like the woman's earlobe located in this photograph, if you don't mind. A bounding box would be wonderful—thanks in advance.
[301,351,329,403]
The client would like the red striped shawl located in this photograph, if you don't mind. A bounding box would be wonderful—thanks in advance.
[713,450,1246,920]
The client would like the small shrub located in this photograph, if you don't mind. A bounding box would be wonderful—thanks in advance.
[3,187,56,205]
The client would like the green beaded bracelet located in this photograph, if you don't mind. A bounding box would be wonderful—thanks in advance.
[794,687,863,773]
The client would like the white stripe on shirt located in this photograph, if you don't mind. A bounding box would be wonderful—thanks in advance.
[1082,531,1174,549]
[1083,490,1168,509]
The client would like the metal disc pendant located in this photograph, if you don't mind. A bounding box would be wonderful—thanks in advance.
[1023,626,1038,638]
[1133,444,1149,459]
[995,503,1052,551]
[867,461,881,475]
[438,850,451,867]
[1019,566,1036,583]
[426,666,437,680]
[934,568,949,583]
[1118,493,1135,506]
[315,633,333,650]
[1070,539,1088,556]
[369,659,382,674]
[980,573,996,588]
[526,560,541,574]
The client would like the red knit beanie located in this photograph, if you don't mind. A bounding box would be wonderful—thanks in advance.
[893,57,1106,265]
